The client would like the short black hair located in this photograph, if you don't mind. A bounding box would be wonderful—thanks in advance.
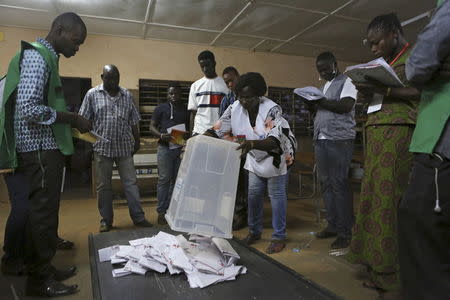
[222,66,239,76]
[316,51,336,64]
[167,82,181,89]
[51,12,86,33]
[368,13,403,35]
[235,72,267,97]
[198,50,215,62]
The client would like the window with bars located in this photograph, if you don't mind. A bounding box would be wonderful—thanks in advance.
[267,86,313,137]
[138,79,193,137]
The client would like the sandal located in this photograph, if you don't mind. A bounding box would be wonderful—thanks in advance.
[265,240,286,254]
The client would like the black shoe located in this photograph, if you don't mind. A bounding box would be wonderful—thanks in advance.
[26,278,78,297]
[56,237,74,250]
[315,228,338,239]
[54,266,77,281]
[99,222,112,232]
[242,233,261,246]
[330,236,351,249]
[134,219,153,228]
[1,258,25,276]
[157,214,168,225]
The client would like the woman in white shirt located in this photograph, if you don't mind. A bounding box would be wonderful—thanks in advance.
[206,72,296,254]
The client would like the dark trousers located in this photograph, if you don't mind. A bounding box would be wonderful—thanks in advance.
[17,150,64,283]
[398,153,450,300]
[234,161,248,218]
[2,172,29,264]
[314,139,354,237]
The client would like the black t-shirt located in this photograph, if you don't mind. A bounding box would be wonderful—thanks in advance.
[152,102,189,144]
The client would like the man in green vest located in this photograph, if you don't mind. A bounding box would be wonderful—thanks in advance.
[398,0,450,299]
[0,12,91,297]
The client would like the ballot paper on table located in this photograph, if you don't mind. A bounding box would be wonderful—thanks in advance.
[72,128,109,144]
[293,86,325,101]
[167,124,186,149]
[344,57,404,87]
[98,231,246,288]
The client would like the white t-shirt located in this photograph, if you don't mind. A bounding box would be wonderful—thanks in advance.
[319,77,357,140]
[188,76,228,134]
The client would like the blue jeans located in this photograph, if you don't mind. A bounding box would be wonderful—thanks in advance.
[248,171,287,240]
[314,139,354,237]
[156,145,182,214]
[94,153,145,225]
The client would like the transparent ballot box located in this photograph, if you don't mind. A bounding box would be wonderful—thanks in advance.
[166,135,241,238]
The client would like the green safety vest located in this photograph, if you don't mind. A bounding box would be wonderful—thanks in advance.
[409,0,450,154]
[0,41,74,169]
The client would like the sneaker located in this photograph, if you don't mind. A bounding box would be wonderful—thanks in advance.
[134,219,153,228]
[330,236,351,249]
[265,240,286,254]
[242,233,261,246]
[157,214,167,225]
[315,228,338,239]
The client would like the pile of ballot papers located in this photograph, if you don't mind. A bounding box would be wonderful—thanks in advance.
[98,231,247,288]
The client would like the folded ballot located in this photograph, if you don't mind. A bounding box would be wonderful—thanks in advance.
[98,231,246,288]
[344,57,404,87]
[293,86,325,101]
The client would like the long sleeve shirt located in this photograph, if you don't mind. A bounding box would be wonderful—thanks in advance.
[14,38,58,153]
[406,0,450,158]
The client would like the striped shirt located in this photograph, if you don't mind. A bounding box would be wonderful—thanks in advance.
[188,76,228,134]
[14,38,58,153]
[78,84,140,158]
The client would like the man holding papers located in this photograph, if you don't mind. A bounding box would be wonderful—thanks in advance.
[79,65,152,232]
[299,52,357,250]
[150,82,189,225]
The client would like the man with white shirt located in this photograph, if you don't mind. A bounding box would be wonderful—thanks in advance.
[188,50,229,135]
[308,52,357,249]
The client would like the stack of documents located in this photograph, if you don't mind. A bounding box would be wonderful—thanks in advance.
[98,231,247,288]
[344,57,404,87]
[293,86,325,101]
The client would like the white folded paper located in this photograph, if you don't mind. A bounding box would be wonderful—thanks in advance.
[98,231,246,288]
[293,86,325,101]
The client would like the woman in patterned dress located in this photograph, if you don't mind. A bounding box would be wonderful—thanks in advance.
[346,13,421,299]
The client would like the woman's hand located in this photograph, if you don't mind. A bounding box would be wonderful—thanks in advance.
[236,140,255,159]
[353,81,388,96]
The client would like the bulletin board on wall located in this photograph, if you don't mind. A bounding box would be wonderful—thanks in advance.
[138,79,192,137]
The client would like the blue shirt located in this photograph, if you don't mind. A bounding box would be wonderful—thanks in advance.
[14,38,58,153]
[219,91,236,117]
[151,102,188,145]
[79,84,141,158]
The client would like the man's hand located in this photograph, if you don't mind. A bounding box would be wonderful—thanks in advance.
[160,133,172,143]
[73,115,92,133]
